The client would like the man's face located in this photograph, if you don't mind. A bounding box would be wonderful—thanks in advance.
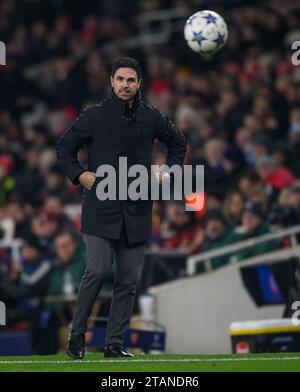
[55,234,77,264]
[21,245,39,262]
[287,191,300,207]
[257,162,274,180]
[111,67,140,101]
[242,211,261,233]
[205,219,224,240]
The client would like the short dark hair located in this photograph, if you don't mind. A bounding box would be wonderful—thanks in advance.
[55,230,78,243]
[111,57,142,80]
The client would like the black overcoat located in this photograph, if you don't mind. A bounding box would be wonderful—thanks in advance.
[56,89,187,244]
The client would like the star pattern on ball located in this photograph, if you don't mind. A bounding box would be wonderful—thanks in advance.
[203,13,217,24]
[186,14,198,25]
[192,31,206,45]
[213,32,225,46]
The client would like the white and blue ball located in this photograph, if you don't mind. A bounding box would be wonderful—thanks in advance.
[184,10,228,54]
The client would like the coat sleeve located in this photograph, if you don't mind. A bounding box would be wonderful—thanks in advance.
[155,111,187,168]
[56,107,93,185]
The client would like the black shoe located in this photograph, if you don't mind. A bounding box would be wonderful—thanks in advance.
[104,344,134,358]
[67,331,85,360]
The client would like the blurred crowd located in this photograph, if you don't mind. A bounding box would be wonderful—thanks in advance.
[1,0,300,353]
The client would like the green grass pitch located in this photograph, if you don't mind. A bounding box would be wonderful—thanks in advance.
[0,352,300,372]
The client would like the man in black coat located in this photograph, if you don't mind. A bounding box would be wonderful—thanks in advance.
[56,57,187,358]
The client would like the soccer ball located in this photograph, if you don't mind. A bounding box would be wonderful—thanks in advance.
[184,10,228,54]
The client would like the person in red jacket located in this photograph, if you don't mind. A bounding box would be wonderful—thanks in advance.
[255,155,296,190]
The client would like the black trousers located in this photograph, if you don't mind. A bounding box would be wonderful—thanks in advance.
[71,227,145,346]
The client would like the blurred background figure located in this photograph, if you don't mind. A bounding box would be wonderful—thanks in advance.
[38,231,85,354]
[0,234,52,352]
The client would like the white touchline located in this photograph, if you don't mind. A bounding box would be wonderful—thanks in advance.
[0,357,300,365]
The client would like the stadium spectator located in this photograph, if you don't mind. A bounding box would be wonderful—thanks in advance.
[223,190,245,228]
[237,170,263,199]
[196,208,237,272]
[0,234,52,352]
[39,231,86,354]
[0,206,15,241]
[31,210,61,255]
[162,201,204,254]
[228,202,279,264]
[255,155,296,196]
[200,137,235,195]
[47,231,85,297]
[40,231,115,353]
[5,200,31,239]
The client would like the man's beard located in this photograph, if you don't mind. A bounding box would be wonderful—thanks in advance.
[118,90,134,101]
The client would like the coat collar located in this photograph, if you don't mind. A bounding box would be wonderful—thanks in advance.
[109,88,141,121]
